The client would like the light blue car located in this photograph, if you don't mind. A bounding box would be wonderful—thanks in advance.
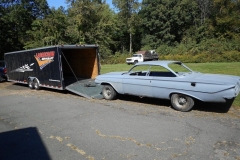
[95,61,240,112]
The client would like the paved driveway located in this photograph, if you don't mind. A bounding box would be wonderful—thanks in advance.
[0,82,240,160]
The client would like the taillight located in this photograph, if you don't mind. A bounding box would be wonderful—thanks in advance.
[3,68,7,74]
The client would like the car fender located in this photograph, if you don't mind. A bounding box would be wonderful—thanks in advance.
[169,91,204,102]
[100,81,123,94]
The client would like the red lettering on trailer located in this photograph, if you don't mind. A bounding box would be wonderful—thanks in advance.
[35,51,55,59]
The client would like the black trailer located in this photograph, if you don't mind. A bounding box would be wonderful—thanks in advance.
[4,45,103,99]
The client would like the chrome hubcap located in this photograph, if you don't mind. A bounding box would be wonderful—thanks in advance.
[178,97,187,105]
[105,88,111,97]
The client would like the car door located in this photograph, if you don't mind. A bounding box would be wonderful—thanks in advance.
[149,65,177,99]
[122,65,153,97]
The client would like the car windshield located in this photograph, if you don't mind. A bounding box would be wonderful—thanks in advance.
[168,62,193,75]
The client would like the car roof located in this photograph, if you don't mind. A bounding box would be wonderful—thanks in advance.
[135,60,181,67]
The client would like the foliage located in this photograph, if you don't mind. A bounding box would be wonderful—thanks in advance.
[1,0,240,64]
[66,0,118,57]
[156,37,240,54]
[161,51,240,63]
[100,52,130,64]
[24,7,68,49]
[0,0,50,57]
[140,0,199,48]
[113,0,141,53]
[212,0,240,39]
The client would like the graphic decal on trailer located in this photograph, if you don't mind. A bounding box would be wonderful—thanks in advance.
[34,51,55,70]
[11,63,34,73]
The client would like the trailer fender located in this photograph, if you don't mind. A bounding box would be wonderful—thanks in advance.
[27,77,40,90]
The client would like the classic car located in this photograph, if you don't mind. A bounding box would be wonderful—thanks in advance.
[95,61,240,112]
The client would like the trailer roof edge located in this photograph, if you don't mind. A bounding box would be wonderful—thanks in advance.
[4,44,99,55]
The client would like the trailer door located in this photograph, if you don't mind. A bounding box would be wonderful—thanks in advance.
[60,46,102,99]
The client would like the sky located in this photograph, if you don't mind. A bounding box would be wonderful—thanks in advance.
[47,0,114,9]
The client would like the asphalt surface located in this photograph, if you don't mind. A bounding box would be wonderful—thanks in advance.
[0,82,240,160]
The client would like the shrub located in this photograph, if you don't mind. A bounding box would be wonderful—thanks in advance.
[101,38,240,64]
[101,52,130,64]
[161,51,240,63]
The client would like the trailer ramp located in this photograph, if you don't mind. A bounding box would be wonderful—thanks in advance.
[66,79,103,99]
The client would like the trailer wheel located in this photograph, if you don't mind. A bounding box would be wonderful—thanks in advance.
[33,79,40,90]
[28,79,34,89]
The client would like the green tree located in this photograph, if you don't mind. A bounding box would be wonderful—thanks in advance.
[24,7,69,49]
[139,0,199,48]
[66,0,118,58]
[211,0,240,39]
[195,0,213,25]
[113,0,141,54]
[0,0,50,57]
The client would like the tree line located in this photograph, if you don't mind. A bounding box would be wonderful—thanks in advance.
[0,0,239,62]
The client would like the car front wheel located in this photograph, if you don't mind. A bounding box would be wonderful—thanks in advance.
[102,85,117,100]
[171,94,194,112]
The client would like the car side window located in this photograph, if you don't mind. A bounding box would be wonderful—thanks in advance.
[149,65,176,77]
[129,65,150,76]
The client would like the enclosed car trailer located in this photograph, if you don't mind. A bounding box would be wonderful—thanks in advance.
[4,45,103,99]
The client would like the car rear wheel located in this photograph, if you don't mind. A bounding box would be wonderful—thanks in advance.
[171,94,194,112]
[102,85,117,100]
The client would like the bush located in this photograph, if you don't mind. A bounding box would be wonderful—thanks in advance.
[101,52,130,64]
[101,38,240,64]
[161,51,240,63]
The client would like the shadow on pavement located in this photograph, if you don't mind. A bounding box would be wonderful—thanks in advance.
[117,95,233,113]
[6,83,68,94]
[117,95,172,108]
[5,83,30,90]
[5,83,234,113]
[0,127,51,160]
[193,99,234,113]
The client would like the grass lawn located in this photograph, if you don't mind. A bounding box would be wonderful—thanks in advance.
[101,62,240,107]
